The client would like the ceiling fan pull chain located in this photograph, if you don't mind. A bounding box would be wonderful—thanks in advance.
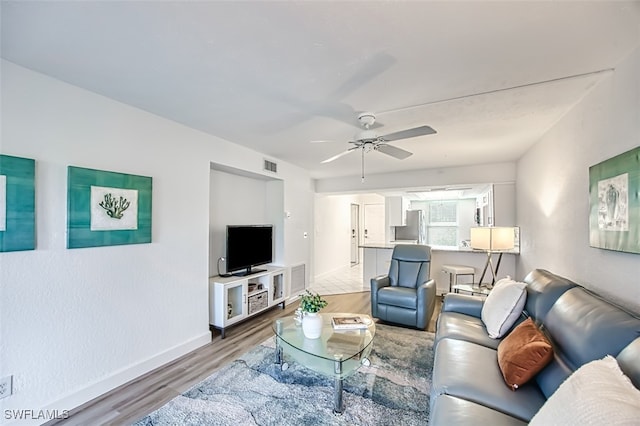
[361,147,365,183]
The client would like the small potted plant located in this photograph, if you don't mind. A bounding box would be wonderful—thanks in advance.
[300,290,328,314]
[299,290,327,339]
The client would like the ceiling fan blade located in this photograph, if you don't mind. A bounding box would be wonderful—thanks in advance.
[329,52,396,101]
[261,53,395,131]
[310,139,338,144]
[377,144,413,160]
[321,149,356,164]
[381,125,437,142]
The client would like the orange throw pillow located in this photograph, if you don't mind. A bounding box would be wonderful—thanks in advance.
[497,317,554,391]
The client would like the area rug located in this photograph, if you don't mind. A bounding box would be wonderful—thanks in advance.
[132,324,434,426]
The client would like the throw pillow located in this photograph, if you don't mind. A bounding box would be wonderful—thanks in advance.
[493,276,513,287]
[481,279,527,338]
[497,317,554,390]
[530,355,640,426]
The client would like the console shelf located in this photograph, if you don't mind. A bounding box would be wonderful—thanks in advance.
[209,266,287,338]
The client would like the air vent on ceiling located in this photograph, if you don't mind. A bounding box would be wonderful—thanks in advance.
[264,159,278,174]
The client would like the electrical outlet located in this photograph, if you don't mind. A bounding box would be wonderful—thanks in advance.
[0,375,13,399]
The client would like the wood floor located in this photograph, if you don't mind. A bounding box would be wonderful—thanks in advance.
[47,291,440,426]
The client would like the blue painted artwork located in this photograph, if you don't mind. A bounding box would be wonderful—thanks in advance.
[0,155,36,252]
[67,166,152,249]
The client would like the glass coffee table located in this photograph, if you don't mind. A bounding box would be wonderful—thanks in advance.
[272,313,376,413]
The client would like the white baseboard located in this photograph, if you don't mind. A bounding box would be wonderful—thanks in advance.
[15,332,212,426]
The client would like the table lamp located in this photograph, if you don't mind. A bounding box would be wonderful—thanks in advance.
[470,227,516,287]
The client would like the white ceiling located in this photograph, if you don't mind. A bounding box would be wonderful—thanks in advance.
[2,1,639,179]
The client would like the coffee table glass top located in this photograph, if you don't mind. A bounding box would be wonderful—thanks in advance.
[273,313,376,413]
[272,313,376,378]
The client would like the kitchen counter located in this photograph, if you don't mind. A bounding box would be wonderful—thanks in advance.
[359,243,519,254]
[360,243,474,252]
[361,244,518,295]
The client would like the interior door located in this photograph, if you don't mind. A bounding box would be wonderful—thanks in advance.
[364,203,385,245]
[350,203,360,265]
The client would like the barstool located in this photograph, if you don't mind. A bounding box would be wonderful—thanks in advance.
[441,264,475,293]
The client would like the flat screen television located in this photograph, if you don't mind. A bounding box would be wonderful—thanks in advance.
[226,225,273,276]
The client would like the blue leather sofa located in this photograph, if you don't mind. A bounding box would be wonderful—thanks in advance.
[429,269,640,425]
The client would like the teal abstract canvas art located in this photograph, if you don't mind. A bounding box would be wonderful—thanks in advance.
[67,166,152,249]
[589,145,640,254]
[0,155,36,252]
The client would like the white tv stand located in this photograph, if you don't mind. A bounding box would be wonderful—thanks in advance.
[209,265,287,338]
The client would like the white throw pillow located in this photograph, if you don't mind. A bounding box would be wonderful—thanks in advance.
[481,279,526,338]
[493,276,513,287]
[530,356,640,426]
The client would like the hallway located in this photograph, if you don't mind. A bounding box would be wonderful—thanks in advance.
[308,263,368,295]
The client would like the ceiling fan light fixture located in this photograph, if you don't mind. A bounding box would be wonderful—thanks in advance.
[320,112,436,180]
[355,129,378,142]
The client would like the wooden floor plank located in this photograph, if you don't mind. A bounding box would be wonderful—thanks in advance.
[46,291,440,425]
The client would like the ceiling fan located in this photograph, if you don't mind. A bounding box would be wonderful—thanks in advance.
[319,112,437,181]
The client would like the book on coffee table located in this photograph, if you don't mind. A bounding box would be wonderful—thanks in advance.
[331,315,368,330]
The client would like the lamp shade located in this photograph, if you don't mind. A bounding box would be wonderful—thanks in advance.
[491,227,515,250]
[470,227,492,250]
[470,227,515,251]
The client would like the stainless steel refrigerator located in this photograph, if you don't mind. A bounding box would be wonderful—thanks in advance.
[394,210,426,244]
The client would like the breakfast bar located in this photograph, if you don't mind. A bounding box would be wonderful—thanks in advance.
[361,243,518,295]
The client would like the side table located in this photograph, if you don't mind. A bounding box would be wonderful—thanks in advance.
[453,284,491,297]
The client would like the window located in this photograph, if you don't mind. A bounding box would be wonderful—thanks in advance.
[409,198,477,248]
[427,201,458,247]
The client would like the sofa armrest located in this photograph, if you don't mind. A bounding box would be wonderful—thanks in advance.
[442,293,485,318]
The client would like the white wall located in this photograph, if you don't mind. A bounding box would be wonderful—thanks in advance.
[313,193,384,279]
[0,60,313,421]
[208,170,286,276]
[314,194,354,277]
[516,46,640,313]
[315,161,517,194]
[493,182,516,226]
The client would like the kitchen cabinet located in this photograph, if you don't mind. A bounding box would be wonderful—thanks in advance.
[386,196,410,226]
[362,247,393,285]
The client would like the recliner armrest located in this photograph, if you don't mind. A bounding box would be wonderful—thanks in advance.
[370,275,390,319]
[371,275,390,291]
[417,279,435,293]
[442,293,484,318]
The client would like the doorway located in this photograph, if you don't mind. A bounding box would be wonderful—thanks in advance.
[363,203,385,245]
[350,203,360,265]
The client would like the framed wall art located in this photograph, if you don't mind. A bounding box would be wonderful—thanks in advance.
[67,166,152,249]
[0,154,36,252]
[589,146,640,254]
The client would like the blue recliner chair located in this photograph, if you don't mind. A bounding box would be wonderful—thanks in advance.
[370,244,436,330]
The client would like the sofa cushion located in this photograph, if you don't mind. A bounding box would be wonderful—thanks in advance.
[617,338,640,388]
[522,269,576,322]
[481,279,527,338]
[497,318,554,390]
[430,394,528,426]
[530,356,640,426]
[535,287,640,398]
[435,311,501,350]
[432,338,547,421]
[377,286,416,309]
